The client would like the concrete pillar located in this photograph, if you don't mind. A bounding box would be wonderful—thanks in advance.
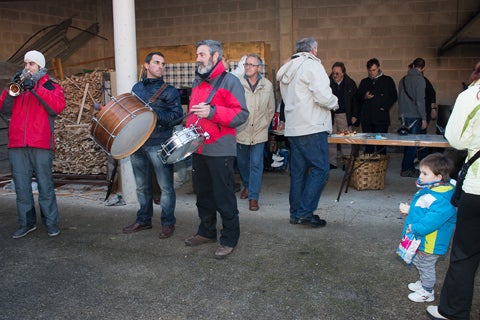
[279,0,294,63]
[112,0,138,203]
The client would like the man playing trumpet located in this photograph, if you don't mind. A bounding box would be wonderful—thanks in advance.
[0,50,66,238]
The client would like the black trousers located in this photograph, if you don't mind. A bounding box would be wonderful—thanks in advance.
[192,154,240,248]
[361,123,388,154]
[439,192,480,320]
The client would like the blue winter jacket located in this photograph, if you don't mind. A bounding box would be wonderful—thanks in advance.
[132,77,183,146]
[402,184,457,255]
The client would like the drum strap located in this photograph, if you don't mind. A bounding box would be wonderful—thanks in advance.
[148,83,169,104]
[205,72,227,105]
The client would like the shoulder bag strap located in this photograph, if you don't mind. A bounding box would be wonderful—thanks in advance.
[465,149,480,168]
[401,77,414,102]
[455,149,480,191]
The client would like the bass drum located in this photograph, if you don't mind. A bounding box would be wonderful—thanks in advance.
[158,125,209,164]
[91,93,156,159]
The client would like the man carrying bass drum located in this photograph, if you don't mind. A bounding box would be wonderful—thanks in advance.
[122,51,183,239]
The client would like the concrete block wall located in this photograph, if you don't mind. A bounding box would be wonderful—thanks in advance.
[1,0,479,132]
[289,0,479,107]
[286,0,480,132]
[134,0,280,74]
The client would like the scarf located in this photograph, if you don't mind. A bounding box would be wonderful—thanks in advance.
[415,179,444,189]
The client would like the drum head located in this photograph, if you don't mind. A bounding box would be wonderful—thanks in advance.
[163,138,204,164]
[110,111,156,159]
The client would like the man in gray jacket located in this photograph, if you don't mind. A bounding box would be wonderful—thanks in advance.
[276,37,338,228]
[398,58,428,177]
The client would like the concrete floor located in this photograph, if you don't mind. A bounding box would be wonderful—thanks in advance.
[1,153,479,320]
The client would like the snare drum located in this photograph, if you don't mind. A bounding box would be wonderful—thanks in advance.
[158,125,209,164]
[91,93,156,159]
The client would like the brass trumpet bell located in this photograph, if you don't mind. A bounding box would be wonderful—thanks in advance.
[8,82,23,96]
[8,71,28,97]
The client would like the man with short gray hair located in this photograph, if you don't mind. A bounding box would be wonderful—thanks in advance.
[276,37,338,228]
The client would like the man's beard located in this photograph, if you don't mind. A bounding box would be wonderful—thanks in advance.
[197,57,214,75]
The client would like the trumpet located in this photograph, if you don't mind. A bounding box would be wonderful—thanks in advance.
[8,71,29,97]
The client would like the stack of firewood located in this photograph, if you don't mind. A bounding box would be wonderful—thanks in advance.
[53,70,110,175]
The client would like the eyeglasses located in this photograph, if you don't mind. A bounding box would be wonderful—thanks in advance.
[243,63,260,68]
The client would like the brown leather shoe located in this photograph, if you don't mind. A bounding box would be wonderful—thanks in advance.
[240,188,248,199]
[184,234,216,246]
[249,199,259,211]
[122,223,152,234]
[159,225,175,239]
[215,245,234,259]
[234,182,241,193]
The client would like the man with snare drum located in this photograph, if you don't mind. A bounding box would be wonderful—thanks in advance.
[122,52,183,239]
[184,40,248,259]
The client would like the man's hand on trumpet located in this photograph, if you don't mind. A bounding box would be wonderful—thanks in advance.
[22,77,35,91]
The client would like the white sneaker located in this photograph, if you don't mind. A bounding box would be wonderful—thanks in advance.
[426,305,449,319]
[408,288,434,302]
[271,160,284,168]
[272,154,284,162]
[408,280,423,292]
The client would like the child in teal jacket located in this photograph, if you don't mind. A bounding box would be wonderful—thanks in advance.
[399,153,457,303]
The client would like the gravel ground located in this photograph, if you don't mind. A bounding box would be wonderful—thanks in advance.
[1,153,479,320]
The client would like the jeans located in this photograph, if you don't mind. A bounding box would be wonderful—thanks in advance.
[9,148,59,228]
[130,145,176,226]
[192,154,239,248]
[288,132,330,222]
[401,118,422,171]
[236,142,265,200]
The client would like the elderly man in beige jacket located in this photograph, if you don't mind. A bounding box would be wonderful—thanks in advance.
[236,53,275,211]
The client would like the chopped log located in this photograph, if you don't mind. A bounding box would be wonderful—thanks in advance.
[76,83,89,124]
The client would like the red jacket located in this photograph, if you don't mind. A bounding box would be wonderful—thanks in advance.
[186,62,248,156]
[0,74,65,150]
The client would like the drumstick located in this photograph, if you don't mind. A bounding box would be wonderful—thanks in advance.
[168,111,194,127]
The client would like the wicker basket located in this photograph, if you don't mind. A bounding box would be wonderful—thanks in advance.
[343,154,389,190]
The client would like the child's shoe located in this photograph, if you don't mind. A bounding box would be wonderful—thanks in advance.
[272,154,284,162]
[408,288,434,302]
[408,280,422,292]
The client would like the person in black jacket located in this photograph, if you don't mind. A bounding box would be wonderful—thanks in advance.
[122,52,183,239]
[357,58,398,154]
[328,62,359,168]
